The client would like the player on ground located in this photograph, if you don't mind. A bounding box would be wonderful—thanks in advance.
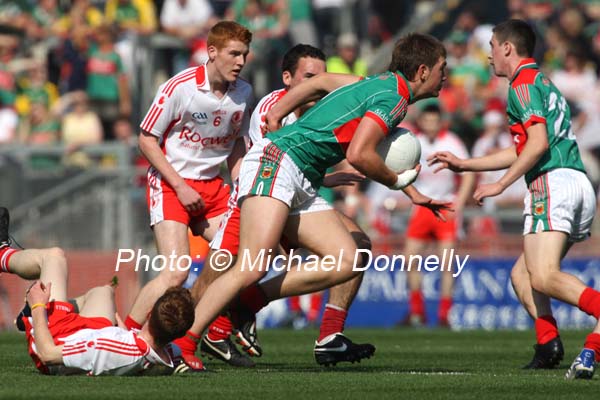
[176,44,374,368]
[0,207,194,376]
[122,22,253,371]
[428,19,598,378]
[402,104,475,327]
[185,33,452,367]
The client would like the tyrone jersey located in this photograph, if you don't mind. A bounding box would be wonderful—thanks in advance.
[58,327,173,376]
[140,65,252,180]
[413,130,469,202]
[507,58,585,184]
[267,71,412,186]
[248,88,297,145]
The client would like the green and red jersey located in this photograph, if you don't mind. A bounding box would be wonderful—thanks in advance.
[267,71,412,186]
[507,58,585,184]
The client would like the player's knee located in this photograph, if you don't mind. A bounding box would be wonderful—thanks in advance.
[45,247,67,263]
[160,269,189,287]
[529,272,548,294]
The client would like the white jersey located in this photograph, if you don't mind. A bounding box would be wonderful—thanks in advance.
[413,130,469,202]
[140,65,252,180]
[248,88,298,145]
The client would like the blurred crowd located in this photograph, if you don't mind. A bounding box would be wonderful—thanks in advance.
[1,0,600,237]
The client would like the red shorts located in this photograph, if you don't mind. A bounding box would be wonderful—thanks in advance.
[24,301,113,373]
[210,183,241,255]
[147,171,230,227]
[406,205,457,242]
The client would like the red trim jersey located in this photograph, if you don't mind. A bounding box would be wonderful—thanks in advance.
[507,58,585,184]
[140,65,252,180]
[248,88,297,146]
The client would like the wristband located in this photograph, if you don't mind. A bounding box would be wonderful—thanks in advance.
[30,303,46,311]
[389,168,419,190]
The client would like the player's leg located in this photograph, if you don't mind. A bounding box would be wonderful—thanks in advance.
[403,238,428,326]
[78,285,117,324]
[512,252,564,369]
[125,220,190,329]
[437,239,455,327]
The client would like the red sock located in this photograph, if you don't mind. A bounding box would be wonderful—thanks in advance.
[318,304,347,342]
[207,315,233,341]
[239,284,268,313]
[584,333,600,362]
[438,297,452,321]
[173,330,200,355]
[409,290,425,317]
[124,315,142,331]
[534,315,559,344]
[0,247,18,273]
[289,296,302,313]
[578,288,600,319]
[307,293,323,322]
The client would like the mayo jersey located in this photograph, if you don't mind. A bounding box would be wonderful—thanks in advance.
[267,71,412,186]
[140,65,252,180]
[57,327,173,376]
[507,58,585,184]
[248,88,297,145]
[413,130,469,202]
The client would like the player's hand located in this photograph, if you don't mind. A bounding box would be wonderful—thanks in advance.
[322,170,365,187]
[473,182,505,206]
[264,110,282,133]
[409,191,453,221]
[389,164,421,190]
[175,183,205,215]
[26,281,52,306]
[427,151,465,173]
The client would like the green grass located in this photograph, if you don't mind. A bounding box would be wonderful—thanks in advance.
[1,329,598,399]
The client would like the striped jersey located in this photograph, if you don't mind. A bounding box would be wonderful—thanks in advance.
[248,88,297,145]
[507,58,585,184]
[140,65,252,180]
[266,71,413,186]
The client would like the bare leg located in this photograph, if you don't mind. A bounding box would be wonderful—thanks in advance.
[78,285,117,324]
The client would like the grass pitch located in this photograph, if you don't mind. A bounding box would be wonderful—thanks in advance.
[0,329,598,399]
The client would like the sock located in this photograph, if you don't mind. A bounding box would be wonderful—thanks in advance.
[578,288,600,319]
[0,247,18,273]
[438,296,452,321]
[534,315,559,344]
[318,304,347,342]
[124,315,142,331]
[289,296,302,313]
[173,330,201,355]
[207,315,233,341]
[307,293,323,322]
[584,333,600,362]
[409,290,425,317]
[239,284,268,313]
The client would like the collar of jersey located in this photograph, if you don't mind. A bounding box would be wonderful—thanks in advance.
[195,63,237,92]
[393,71,413,102]
[510,58,538,84]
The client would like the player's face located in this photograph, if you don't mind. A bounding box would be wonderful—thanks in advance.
[488,35,507,77]
[418,112,442,138]
[289,57,326,89]
[211,40,250,83]
[424,57,447,97]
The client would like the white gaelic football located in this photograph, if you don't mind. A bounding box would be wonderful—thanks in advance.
[376,127,421,172]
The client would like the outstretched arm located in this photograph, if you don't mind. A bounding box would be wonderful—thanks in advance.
[428,145,517,173]
[266,73,360,131]
[27,281,64,365]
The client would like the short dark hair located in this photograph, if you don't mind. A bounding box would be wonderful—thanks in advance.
[493,19,535,57]
[421,103,442,115]
[281,44,326,75]
[148,287,194,347]
[388,33,446,79]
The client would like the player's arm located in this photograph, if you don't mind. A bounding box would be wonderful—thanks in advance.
[139,130,204,212]
[26,281,64,365]
[455,171,476,210]
[474,123,548,204]
[227,137,247,182]
[266,73,360,131]
[428,146,517,173]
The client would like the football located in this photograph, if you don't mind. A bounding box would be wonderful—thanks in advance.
[376,127,421,172]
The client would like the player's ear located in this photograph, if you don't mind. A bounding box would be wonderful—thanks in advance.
[207,45,218,62]
[282,71,292,86]
[418,64,429,82]
[502,41,511,57]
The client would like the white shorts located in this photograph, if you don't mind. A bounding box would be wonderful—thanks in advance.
[523,168,596,242]
[238,138,333,215]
